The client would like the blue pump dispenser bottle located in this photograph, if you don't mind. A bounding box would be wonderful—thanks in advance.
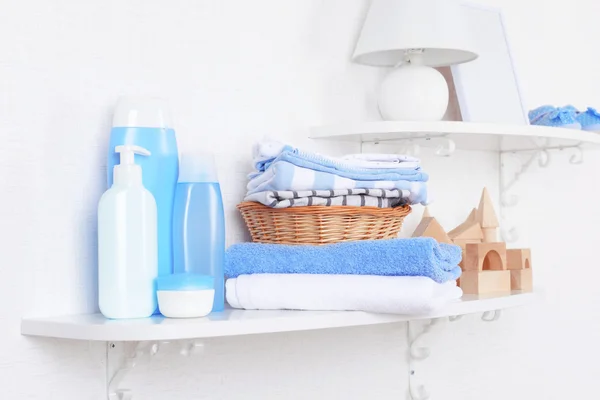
[107,97,179,279]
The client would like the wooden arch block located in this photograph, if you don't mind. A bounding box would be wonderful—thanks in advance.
[463,242,507,271]
[507,249,532,270]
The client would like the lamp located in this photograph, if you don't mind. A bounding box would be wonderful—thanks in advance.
[353,0,478,121]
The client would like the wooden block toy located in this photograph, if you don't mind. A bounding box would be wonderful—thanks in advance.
[465,208,477,223]
[464,242,507,271]
[510,268,533,291]
[448,220,483,242]
[412,216,452,244]
[476,188,500,243]
[460,270,511,294]
[453,239,480,269]
[507,249,532,270]
[453,239,482,250]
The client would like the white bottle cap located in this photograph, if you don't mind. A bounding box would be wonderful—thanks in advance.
[178,152,219,183]
[112,96,173,128]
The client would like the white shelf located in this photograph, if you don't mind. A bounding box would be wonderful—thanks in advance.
[21,291,535,342]
[310,121,600,152]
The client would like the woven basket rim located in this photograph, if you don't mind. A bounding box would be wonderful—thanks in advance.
[237,201,411,216]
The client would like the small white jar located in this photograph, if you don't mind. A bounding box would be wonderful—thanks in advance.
[157,273,214,318]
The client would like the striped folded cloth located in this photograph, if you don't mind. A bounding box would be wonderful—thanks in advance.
[244,188,409,209]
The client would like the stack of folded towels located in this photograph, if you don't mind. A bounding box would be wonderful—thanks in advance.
[225,141,462,315]
[245,140,429,208]
[225,238,463,315]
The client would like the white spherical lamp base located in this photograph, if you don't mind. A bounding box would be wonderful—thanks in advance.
[378,64,449,121]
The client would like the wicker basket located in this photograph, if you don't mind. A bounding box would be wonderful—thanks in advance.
[237,202,412,245]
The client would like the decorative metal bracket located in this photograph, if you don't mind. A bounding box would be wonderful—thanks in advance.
[106,340,205,400]
[107,342,153,400]
[408,319,441,400]
[481,310,502,322]
[499,142,583,242]
[407,311,502,399]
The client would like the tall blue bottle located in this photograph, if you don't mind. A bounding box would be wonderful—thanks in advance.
[108,97,179,279]
[172,153,225,312]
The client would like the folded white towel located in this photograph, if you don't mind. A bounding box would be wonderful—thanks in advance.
[226,274,462,315]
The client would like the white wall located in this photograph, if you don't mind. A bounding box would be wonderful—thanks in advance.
[1,0,599,399]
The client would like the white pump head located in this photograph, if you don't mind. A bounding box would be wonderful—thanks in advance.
[116,145,151,165]
[113,145,151,185]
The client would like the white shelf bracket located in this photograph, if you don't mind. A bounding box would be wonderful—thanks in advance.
[407,318,443,400]
[106,340,205,399]
[107,341,160,400]
[481,310,502,322]
[499,142,583,242]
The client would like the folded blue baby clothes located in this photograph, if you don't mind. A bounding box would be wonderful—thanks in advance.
[529,105,581,129]
[576,107,600,132]
[225,237,462,283]
[246,161,428,205]
[253,140,427,182]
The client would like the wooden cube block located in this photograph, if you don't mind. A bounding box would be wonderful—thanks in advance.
[453,239,482,250]
[510,269,533,291]
[460,270,511,295]
[464,242,507,271]
[507,249,532,270]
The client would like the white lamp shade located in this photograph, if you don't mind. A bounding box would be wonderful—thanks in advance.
[353,0,478,67]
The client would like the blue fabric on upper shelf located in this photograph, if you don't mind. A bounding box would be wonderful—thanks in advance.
[225,237,462,283]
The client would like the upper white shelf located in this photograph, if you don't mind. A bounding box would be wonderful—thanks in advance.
[21,291,534,342]
[310,121,600,152]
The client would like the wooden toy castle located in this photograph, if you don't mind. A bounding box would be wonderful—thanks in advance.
[413,188,532,294]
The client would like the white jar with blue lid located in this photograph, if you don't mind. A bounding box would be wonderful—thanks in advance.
[157,273,214,318]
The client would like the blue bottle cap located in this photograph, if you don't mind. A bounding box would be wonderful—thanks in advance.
[157,273,214,291]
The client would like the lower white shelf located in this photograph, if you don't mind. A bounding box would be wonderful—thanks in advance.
[21,291,535,342]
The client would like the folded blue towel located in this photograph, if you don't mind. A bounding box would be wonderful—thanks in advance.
[225,238,462,283]
[246,161,429,205]
[257,148,428,182]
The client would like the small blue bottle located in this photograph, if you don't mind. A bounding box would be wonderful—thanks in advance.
[108,97,179,279]
[172,153,225,312]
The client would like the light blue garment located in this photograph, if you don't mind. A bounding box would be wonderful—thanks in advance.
[225,238,462,283]
[576,107,600,132]
[256,148,427,182]
[108,127,179,279]
[246,161,428,205]
[528,105,581,129]
[254,144,294,171]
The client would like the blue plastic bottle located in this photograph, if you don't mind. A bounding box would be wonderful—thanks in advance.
[108,97,179,279]
[172,153,225,312]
